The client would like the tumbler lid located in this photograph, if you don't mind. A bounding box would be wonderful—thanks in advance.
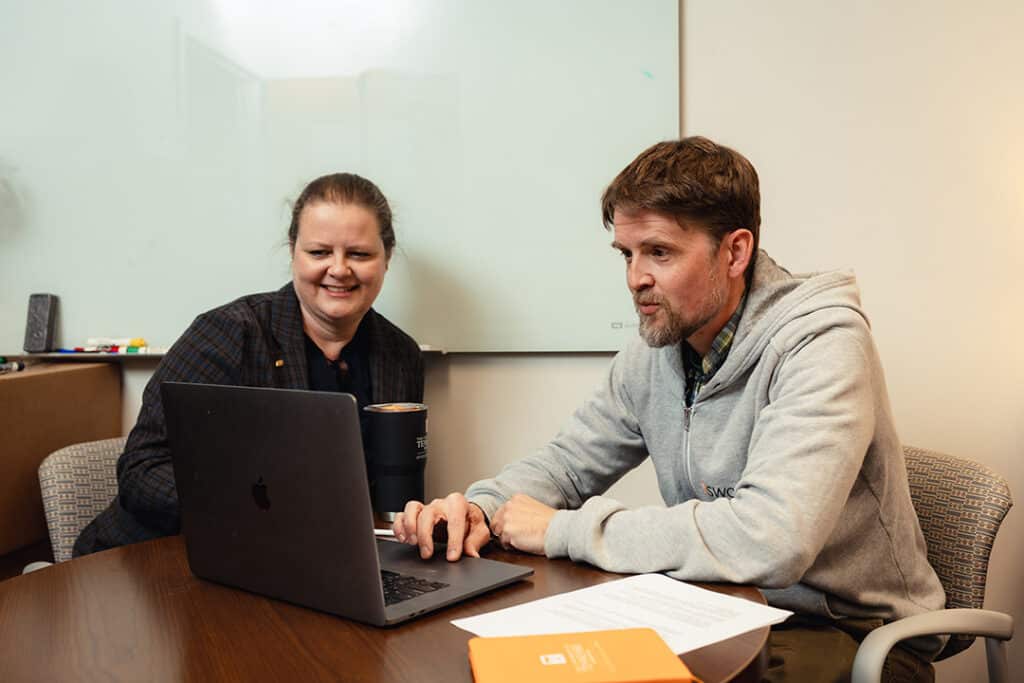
[364,402,427,413]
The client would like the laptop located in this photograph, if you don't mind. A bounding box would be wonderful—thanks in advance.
[161,382,533,626]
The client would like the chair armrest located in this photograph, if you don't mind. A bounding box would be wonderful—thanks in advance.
[851,609,1014,683]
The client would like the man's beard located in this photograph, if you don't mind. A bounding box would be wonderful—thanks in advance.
[635,270,726,348]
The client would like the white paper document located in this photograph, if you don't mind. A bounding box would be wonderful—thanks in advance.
[451,573,792,654]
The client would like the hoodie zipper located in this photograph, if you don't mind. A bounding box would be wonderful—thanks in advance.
[682,403,697,497]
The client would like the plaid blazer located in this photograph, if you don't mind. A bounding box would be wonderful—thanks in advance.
[74,283,423,556]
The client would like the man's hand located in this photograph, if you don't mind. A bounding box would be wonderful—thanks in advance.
[490,494,556,555]
[392,493,492,561]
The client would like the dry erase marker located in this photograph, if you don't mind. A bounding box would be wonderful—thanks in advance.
[0,360,26,373]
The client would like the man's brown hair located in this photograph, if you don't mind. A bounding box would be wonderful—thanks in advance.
[601,136,761,282]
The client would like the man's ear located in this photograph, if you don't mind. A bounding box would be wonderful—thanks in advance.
[724,229,754,279]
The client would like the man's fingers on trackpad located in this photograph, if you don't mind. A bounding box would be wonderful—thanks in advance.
[459,526,488,558]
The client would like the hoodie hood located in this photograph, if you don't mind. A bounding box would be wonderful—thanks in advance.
[662,250,871,395]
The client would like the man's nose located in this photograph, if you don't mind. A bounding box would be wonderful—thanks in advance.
[627,260,653,292]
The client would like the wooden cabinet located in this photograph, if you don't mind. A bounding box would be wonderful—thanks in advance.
[0,363,121,554]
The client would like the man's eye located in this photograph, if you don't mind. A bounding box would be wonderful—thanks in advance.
[651,248,669,258]
[619,250,632,261]
[308,250,329,257]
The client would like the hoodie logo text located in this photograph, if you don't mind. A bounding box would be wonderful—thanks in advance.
[702,482,736,499]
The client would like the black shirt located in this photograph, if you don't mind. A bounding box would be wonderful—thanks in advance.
[303,319,374,437]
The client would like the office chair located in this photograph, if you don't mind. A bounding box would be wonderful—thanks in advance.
[27,436,127,569]
[851,446,1014,683]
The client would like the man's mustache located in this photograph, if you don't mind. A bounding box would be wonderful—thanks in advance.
[634,295,662,307]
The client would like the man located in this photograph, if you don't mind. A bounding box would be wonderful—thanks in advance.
[395,137,944,681]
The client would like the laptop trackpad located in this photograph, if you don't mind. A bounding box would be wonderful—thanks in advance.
[376,539,533,622]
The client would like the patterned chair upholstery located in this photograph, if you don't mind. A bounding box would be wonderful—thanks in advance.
[37,436,126,563]
[852,445,1014,683]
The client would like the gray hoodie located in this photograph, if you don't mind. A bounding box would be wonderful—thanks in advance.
[466,251,946,657]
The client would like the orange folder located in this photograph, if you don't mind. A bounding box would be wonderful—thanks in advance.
[467,628,700,683]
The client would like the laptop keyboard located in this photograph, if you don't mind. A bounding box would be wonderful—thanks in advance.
[381,570,449,606]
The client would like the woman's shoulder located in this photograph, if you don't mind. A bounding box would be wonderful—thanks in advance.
[195,284,292,327]
[363,309,421,356]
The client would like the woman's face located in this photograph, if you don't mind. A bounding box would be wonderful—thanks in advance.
[291,201,389,336]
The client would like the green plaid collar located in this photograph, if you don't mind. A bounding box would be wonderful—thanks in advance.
[682,295,746,405]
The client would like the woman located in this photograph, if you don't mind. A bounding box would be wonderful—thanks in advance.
[74,173,423,556]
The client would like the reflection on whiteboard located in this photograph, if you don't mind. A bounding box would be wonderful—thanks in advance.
[0,1,677,352]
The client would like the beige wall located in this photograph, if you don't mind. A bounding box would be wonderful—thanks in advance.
[121,2,1022,679]
[420,354,660,507]
[683,2,1023,680]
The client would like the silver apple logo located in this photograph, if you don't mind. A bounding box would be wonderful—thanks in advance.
[251,476,271,510]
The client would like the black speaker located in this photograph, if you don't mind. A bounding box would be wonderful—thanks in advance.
[23,293,58,353]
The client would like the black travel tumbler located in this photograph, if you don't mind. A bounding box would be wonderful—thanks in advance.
[363,403,428,516]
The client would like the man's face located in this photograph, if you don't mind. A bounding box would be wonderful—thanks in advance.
[612,209,730,348]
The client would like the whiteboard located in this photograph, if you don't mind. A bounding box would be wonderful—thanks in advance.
[0,1,678,352]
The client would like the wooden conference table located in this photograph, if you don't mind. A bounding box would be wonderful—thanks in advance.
[0,536,768,682]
